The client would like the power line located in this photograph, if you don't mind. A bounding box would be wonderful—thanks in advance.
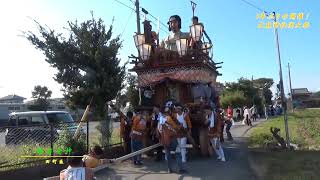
[144,9,168,30]
[238,0,268,13]
[149,20,169,35]
[120,10,134,36]
[114,0,135,12]
[113,0,169,34]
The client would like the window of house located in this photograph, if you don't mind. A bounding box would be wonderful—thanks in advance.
[57,106,65,110]
[8,107,14,110]
[14,107,20,110]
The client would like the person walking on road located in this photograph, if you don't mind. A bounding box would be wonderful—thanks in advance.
[264,104,269,120]
[130,109,147,166]
[226,106,233,141]
[151,104,164,161]
[205,106,226,162]
[250,105,257,121]
[174,105,192,163]
[160,107,186,174]
[219,108,225,143]
[243,106,252,126]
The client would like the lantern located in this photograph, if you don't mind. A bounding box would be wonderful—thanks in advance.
[133,34,145,47]
[190,24,204,42]
[138,44,151,61]
[176,38,188,56]
[202,43,213,54]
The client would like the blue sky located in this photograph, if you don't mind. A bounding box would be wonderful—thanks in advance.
[0,0,319,99]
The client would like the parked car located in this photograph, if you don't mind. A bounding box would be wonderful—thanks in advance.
[5,111,84,145]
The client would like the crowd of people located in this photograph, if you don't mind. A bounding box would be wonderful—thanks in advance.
[58,102,267,179]
[118,102,231,174]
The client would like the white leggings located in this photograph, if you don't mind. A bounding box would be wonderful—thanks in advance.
[210,137,225,159]
[177,137,187,163]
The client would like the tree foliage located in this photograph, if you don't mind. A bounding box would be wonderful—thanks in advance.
[24,14,126,147]
[125,73,139,111]
[220,90,246,109]
[28,85,52,111]
[253,78,274,105]
[224,77,274,107]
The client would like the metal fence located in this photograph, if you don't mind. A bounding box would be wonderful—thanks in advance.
[0,122,88,171]
[0,120,121,171]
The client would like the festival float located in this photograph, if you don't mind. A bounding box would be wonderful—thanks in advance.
[129,3,223,156]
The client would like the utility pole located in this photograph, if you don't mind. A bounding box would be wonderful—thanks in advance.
[288,62,294,112]
[273,12,290,148]
[135,0,141,33]
[135,0,141,105]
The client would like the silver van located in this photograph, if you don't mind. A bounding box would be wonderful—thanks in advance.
[5,111,82,145]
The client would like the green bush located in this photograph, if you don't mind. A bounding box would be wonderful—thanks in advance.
[249,132,276,148]
[249,109,320,149]
[55,127,87,155]
[220,90,246,108]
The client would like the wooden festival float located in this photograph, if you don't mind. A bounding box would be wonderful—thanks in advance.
[129,11,223,156]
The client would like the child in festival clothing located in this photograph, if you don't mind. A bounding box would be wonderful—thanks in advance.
[204,106,226,162]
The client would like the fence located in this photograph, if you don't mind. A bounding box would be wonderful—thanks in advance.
[0,120,121,172]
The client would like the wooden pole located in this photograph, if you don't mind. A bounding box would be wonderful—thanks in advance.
[288,62,294,112]
[273,12,290,147]
[73,97,93,139]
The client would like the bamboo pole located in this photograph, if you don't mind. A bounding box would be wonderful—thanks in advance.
[73,97,93,139]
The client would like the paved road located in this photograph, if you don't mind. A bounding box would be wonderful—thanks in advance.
[95,119,266,180]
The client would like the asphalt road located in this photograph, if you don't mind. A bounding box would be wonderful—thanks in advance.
[95,119,266,180]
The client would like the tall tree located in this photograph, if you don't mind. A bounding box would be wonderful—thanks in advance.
[220,90,246,109]
[24,14,126,147]
[125,73,139,111]
[29,85,52,111]
[224,77,274,109]
[252,78,274,105]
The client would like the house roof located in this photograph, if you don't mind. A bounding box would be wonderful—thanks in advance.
[0,94,26,101]
[292,88,312,95]
[25,98,65,105]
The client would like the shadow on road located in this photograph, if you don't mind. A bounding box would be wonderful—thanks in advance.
[95,137,256,180]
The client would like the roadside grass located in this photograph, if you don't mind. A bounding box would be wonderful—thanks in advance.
[250,149,320,179]
[89,128,121,146]
[248,109,320,179]
[89,121,121,146]
[0,144,51,172]
[249,109,320,149]
[1,125,121,172]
